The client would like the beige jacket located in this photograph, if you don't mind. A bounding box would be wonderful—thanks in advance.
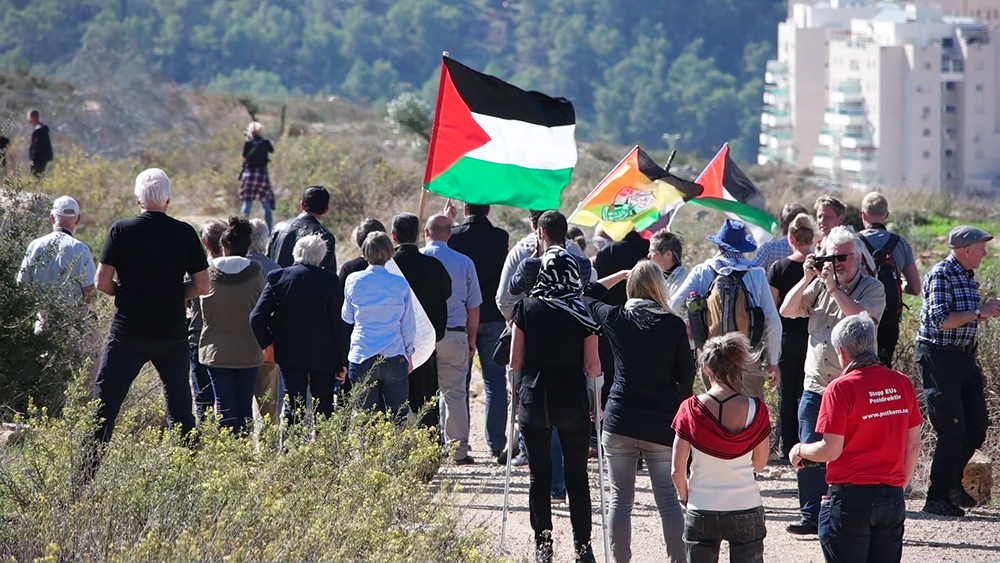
[199,257,265,368]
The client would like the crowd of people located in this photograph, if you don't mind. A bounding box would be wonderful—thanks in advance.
[14,162,1000,563]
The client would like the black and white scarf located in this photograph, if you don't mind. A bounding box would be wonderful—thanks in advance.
[623,298,668,330]
[529,246,600,332]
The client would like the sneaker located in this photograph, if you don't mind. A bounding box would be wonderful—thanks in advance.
[535,531,554,563]
[923,498,965,517]
[454,455,476,466]
[785,521,818,535]
[574,542,597,563]
[949,487,977,509]
[551,493,566,504]
[512,452,529,467]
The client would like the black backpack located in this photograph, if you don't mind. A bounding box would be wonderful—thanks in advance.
[861,233,903,319]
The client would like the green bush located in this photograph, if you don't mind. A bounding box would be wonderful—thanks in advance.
[0,373,498,562]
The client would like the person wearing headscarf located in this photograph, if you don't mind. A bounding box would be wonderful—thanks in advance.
[583,260,694,563]
[508,211,602,563]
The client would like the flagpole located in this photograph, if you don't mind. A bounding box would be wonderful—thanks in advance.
[419,51,450,230]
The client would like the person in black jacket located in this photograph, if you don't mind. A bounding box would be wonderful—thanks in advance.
[267,186,337,272]
[339,217,386,286]
[391,212,452,429]
[446,201,511,460]
[239,121,276,230]
[585,260,694,563]
[250,234,349,426]
[27,109,53,177]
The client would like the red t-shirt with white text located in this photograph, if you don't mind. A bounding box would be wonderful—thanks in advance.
[816,364,922,487]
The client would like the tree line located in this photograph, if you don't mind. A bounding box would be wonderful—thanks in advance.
[0,0,784,162]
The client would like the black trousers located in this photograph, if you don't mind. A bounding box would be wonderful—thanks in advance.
[915,342,990,501]
[876,315,900,368]
[30,161,46,177]
[279,367,335,426]
[92,333,195,443]
[408,351,440,430]
[778,333,808,457]
[521,402,592,546]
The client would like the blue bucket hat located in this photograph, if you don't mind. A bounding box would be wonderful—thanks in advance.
[705,219,758,254]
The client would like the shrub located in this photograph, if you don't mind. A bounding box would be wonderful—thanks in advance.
[0,373,498,562]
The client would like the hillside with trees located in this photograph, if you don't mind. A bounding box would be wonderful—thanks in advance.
[0,0,785,162]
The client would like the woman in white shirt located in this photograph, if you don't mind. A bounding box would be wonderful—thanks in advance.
[671,333,771,563]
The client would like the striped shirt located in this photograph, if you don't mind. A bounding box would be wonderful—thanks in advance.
[917,254,980,347]
[750,237,791,270]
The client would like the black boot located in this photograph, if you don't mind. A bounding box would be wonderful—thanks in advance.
[574,541,597,563]
[535,531,553,563]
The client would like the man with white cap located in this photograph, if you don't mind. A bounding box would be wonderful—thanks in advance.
[82,168,209,483]
[17,195,96,312]
[917,225,1000,517]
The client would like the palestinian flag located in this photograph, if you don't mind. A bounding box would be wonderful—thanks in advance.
[568,146,702,241]
[684,143,777,243]
[423,56,577,210]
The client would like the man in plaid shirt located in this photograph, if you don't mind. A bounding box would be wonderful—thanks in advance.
[916,225,1000,517]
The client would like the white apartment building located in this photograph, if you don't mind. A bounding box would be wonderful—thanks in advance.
[760,1,1000,194]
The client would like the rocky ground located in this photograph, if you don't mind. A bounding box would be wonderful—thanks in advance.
[436,373,1000,563]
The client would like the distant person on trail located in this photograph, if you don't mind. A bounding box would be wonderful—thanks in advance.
[83,168,209,482]
[27,109,53,177]
[268,185,337,273]
[239,121,275,230]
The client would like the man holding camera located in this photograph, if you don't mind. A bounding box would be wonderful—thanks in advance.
[916,226,999,517]
[780,225,885,535]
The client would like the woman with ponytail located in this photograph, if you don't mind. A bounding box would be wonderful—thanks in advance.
[671,333,771,563]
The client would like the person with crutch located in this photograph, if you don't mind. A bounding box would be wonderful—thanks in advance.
[506,211,602,563]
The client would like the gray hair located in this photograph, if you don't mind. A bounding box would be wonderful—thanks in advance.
[831,312,877,361]
[249,218,270,254]
[293,234,327,266]
[822,225,858,255]
[134,168,171,208]
[361,231,395,266]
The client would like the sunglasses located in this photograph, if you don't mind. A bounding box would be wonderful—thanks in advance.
[817,253,851,264]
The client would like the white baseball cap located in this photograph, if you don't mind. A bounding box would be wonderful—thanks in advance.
[51,195,80,217]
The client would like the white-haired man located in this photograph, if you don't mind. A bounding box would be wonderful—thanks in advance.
[85,169,209,481]
[780,225,886,535]
[17,195,96,321]
[789,312,921,563]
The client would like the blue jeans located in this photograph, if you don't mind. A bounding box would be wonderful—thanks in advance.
[240,198,272,231]
[189,346,215,421]
[349,354,411,421]
[603,432,685,563]
[798,390,827,526]
[819,485,905,563]
[209,366,257,434]
[466,320,507,453]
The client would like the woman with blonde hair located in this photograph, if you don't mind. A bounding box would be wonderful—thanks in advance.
[671,333,771,563]
[584,260,695,563]
[239,121,275,230]
[767,212,815,458]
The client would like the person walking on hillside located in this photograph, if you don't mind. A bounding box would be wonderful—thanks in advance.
[422,214,482,465]
[671,333,771,563]
[767,213,816,458]
[84,168,209,482]
[789,313,922,563]
[508,219,603,563]
[268,185,337,272]
[27,109,53,177]
[858,192,921,367]
[199,216,265,434]
[585,261,694,563]
[751,203,809,270]
[251,235,349,426]
[779,225,885,535]
[239,121,275,230]
[391,212,451,431]
[916,226,1000,517]
[446,201,511,462]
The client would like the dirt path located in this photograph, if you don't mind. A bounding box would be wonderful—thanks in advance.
[436,372,1000,562]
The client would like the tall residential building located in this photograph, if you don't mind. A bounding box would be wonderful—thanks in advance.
[760,2,1000,194]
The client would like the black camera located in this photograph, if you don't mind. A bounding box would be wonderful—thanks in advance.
[814,254,836,266]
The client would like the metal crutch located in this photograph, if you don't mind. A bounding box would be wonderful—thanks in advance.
[589,375,611,563]
[500,367,522,551]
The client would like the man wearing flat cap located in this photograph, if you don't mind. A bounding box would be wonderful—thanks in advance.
[917,225,1000,517]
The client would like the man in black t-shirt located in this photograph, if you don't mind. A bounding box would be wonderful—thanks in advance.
[84,168,209,481]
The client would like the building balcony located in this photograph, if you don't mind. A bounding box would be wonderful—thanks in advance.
[758,146,795,166]
[840,154,877,173]
[760,130,794,149]
[761,109,791,128]
[764,60,787,84]
[825,111,868,127]
[812,151,836,170]
[830,81,863,104]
